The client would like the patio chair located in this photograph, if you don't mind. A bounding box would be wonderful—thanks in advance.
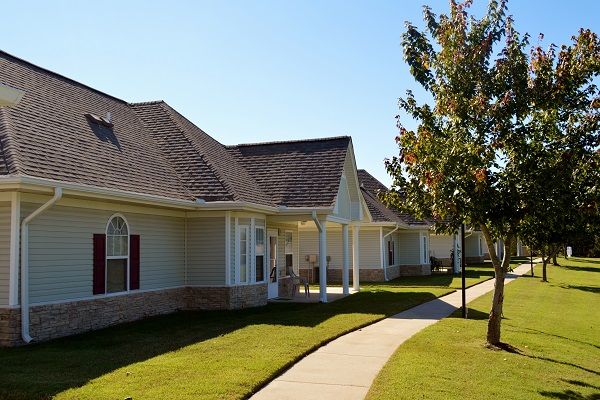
[289,270,310,298]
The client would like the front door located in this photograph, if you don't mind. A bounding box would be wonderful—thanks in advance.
[267,230,278,299]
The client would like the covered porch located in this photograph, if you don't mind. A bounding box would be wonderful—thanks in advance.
[266,212,362,303]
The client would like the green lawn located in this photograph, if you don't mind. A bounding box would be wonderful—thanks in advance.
[366,257,600,400]
[0,276,465,399]
[311,262,499,292]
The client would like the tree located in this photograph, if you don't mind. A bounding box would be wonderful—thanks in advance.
[383,0,599,346]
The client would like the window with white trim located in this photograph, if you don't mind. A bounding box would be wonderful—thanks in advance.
[388,239,395,266]
[106,215,129,293]
[255,226,266,282]
[285,230,293,275]
[238,225,250,283]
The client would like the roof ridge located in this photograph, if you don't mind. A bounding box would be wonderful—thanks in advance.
[228,135,351,148]
[124,103,199,200]
[129,100,165,106]
[156,102,251,202]
[0,50,129,105]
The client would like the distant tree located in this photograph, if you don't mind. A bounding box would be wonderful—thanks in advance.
[383,0,599,346]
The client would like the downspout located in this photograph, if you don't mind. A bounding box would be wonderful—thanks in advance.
[21,187,63,343]
[382,224,400,281]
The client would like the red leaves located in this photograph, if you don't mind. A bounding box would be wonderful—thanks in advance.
[475,168,487,182]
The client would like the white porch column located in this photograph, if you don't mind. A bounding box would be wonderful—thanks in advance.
[342,224,349,295]
[352,224,360,291]
[318,220,328,303]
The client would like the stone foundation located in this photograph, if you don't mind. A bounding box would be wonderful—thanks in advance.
[466,256,485,264]
[398,264,431,277]
[0,308,20,347]
[1,283,268,347]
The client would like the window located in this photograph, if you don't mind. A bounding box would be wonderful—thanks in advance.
[238,225,249,283]
[479,237,483,256]
[106,215,129,293]
[388,240,395,266]
[285,231,293,275]
[255,226,265,282]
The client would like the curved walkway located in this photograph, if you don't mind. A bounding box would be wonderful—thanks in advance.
[252,262,534,400]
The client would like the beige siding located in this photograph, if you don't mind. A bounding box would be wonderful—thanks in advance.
[187,217,226,286]
[430,234,453,259]
[23,202,185,304]
[333,176,351,219]
[298,227,381,270]
[465,233,482,257]
[397,231,421,265]
[0,203,11,306]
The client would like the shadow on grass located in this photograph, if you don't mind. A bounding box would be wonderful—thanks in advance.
[562,380,600,391]
[446,307,490,320]
[561,266,600,274]
[504,324,600,350]
[0,289,441,400]
[539,389,600,399]
[560,284,600,294]
[488,342,599,376]
[568,258,600,265]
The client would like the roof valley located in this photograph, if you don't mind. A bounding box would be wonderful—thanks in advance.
[0,107,23,175]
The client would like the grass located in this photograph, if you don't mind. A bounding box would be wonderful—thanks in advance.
[311,262,499,292]
[366,257,600,400]
[0,275,467,399]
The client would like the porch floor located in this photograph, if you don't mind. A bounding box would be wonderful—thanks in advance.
[269,287,358,303]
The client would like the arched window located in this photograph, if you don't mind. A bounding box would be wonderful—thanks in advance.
[106,215,129,293]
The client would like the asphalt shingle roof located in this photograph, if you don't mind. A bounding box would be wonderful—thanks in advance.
[227,137,351,208]
[0,51,193,200]
[357,169,429,226]
[0,51,351,209]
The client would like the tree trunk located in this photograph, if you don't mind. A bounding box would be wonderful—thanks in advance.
[542,254,551,282]
[552,253,559,266]
[480,225,513,346]
[487,267,506,345]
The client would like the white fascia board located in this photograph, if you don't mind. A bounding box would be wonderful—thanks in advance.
[0,175,336,215]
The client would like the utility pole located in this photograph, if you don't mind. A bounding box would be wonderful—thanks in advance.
[461,224,467,318]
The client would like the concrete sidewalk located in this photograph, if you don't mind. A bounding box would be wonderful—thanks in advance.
[251,262,534,400]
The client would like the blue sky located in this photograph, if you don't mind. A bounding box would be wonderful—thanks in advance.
[3,1,599,186]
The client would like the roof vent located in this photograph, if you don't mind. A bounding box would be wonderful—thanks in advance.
[85,113,113,128]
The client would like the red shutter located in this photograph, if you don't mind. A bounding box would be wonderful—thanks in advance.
[93,234,106,294]
[130,235,140,290]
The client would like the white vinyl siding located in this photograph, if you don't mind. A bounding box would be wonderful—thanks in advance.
[298,227,380,270]
[334,175,352,219]
[23,202,185,304]
[187,217,226,286]
[430,234,453,260]
[0,203,11,306]
[397,231,422,265]
[465,233,482,258]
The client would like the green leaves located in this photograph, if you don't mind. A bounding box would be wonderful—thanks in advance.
[385,0,600,254]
